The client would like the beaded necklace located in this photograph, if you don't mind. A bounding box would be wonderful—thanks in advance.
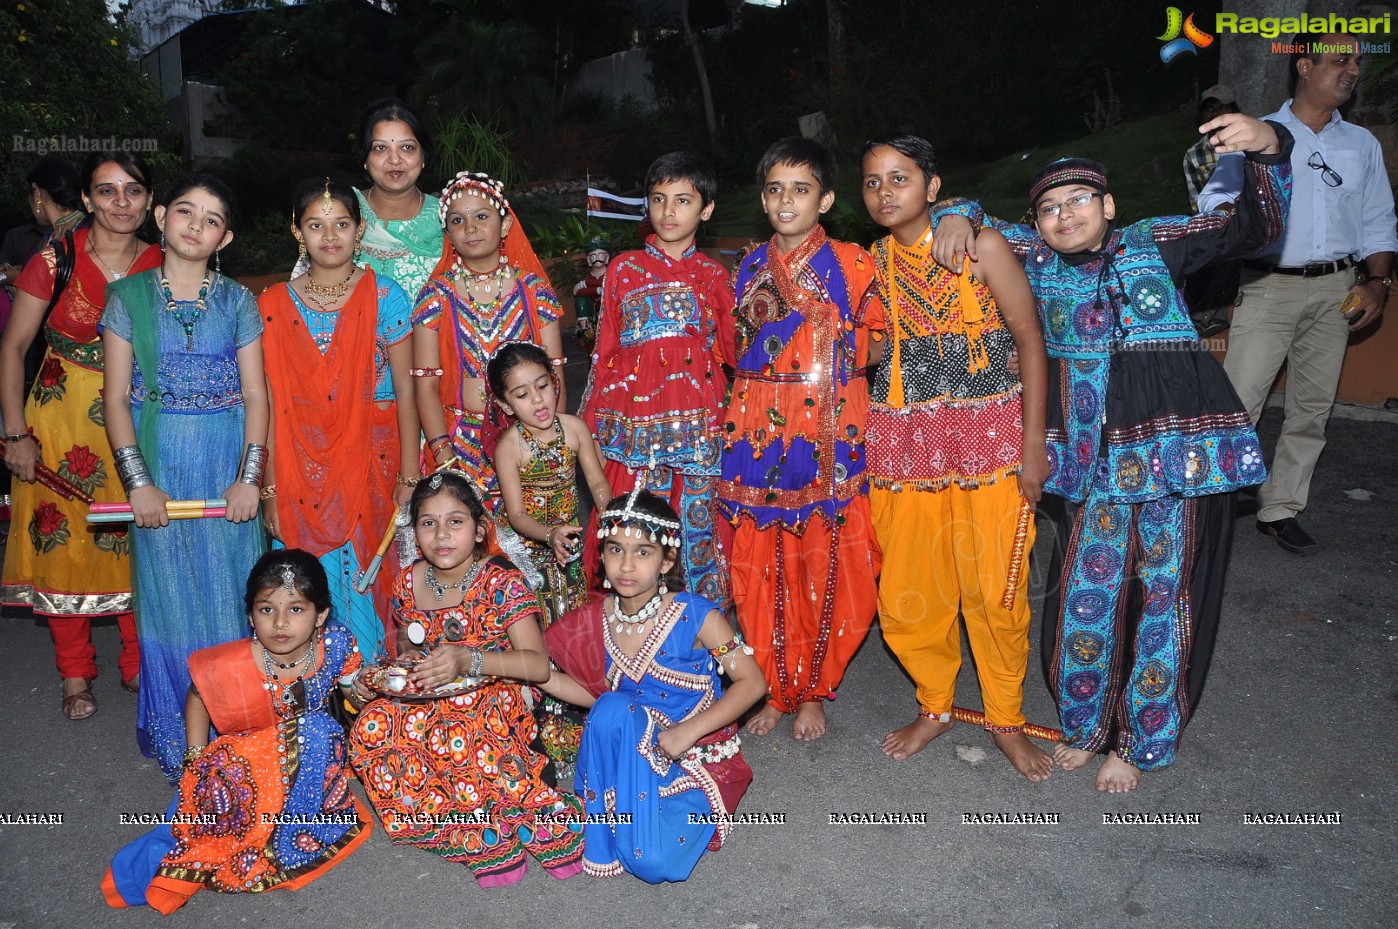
[260,637,317,712]
[610,591,664,636]
[160,269,211,350]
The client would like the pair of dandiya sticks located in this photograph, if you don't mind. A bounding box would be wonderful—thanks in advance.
[0,438,95,505]
[86,499,227,523]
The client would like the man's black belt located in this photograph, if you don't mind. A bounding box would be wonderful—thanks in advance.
[1245,257,1355,277]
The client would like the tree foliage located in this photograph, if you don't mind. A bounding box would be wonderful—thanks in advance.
[0,0,177,208]
[216,0,392,155]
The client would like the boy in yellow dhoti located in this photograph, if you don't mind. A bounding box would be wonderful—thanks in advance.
[860,134,1052,780]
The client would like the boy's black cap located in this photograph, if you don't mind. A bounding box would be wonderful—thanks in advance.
[1029,157,1109,206]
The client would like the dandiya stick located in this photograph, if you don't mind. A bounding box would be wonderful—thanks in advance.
[999,497,1034,611]
[0,438,94,504]
[356,457,465,593]
[87,502,227,516]
[90,498,226,514]
[951,706,1065,743]
[356,509,403,594]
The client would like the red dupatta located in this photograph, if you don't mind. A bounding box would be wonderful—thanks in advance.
[260,272,396,565]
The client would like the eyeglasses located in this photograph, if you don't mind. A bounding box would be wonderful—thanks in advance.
[1307,152,1344,187]
[1034,191,1104,220]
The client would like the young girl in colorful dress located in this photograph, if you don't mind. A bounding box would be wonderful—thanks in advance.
[103,550,372,915]
[102,174,268,782]
[260,178,419,658]
[540,489,763,883]
[488,340,611,781]
[412,172,565,531]
[347,469,585,887]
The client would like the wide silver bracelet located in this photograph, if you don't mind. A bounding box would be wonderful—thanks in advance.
[468,647,485,678]
[238,443,267,486]
[113,445,153,494]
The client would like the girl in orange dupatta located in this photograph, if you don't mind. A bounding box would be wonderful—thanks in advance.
[103,550,372,915]
[260,179,419,657]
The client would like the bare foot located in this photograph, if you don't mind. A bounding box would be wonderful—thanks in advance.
[792,701,827,740]
[991,731,1053,782]
[881,715,952,761]
[1054,743,1097,771]
[745,703,785,736]
[1096,751,1141,793]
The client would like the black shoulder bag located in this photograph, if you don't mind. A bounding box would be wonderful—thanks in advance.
[21,231,76,399]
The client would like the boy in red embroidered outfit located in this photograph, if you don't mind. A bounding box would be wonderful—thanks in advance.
[579,152,736,608]
[719,137,885,741]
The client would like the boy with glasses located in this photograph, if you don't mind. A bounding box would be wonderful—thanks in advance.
[933,112,1292,791]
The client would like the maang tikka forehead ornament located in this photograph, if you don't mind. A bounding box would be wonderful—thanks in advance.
[320,177,335,215]
[597,488,681,547]
[280,564,297,595]
[438,171,509,224]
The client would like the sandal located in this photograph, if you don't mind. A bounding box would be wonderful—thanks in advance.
[62,679,97,720]
[120,674,140,694]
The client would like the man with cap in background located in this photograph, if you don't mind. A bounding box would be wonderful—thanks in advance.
[1183,85,1244,338]
[1184,84,1241,211]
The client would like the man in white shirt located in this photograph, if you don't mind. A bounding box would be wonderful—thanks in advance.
[1199,33,1395,554]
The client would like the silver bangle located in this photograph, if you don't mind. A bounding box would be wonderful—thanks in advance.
[238,443,267,486]
[113,445,153,494]
[469,647,485,678]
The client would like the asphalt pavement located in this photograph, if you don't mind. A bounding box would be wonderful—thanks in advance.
[1,347,1394,928]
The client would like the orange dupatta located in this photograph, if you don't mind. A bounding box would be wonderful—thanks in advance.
[189,639,277,734]
[260,272,396,566]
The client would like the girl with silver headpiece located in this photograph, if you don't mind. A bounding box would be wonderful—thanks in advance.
[539,489,764,882]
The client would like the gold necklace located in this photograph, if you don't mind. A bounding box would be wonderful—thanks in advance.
[303,267,355,309]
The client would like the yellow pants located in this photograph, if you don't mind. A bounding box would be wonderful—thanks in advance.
[870,479,1034,730]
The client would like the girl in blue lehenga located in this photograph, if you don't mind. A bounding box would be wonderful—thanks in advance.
[102,175,268,783]
[541,489,764,882]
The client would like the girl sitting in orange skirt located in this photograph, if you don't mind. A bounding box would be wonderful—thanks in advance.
[103,550,372,915]
[347,469,584,887]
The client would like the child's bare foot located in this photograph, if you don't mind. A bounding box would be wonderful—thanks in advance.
[1096,751,1141,793]
[745,703,784,736]
[882,715,952,761]
[1054,743,1097,771]
[990,731,1053,782]
[792,701,827,740]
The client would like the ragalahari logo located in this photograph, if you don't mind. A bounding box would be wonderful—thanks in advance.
[1158,7,1214,62]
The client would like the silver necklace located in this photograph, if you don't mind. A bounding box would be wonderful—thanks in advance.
[90,239,138,280]
[426,558,482,601]
[261,640,316,709]
[610,592,664,637]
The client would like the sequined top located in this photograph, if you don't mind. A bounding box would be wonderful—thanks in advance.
[933,137,1294,502]
[413,272,561,407]
[516,418,579,542]
[579,237,735,473]
[866,233,1023,491]
[718,228,885,531]
[101,273,263,414]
